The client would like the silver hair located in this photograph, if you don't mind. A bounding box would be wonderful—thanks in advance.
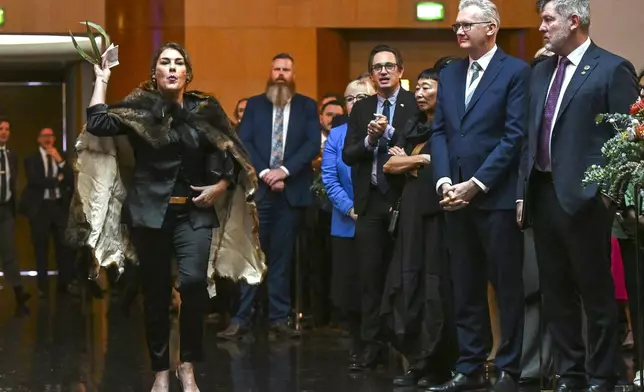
[537,0,591,28]
[458,0,501,27]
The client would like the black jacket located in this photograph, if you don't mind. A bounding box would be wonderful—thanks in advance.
[85,94,236,229]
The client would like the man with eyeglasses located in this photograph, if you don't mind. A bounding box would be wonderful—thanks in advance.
[428,1,530,392]
[342,44,416,371]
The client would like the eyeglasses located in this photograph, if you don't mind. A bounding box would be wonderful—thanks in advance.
[344,94,370,104]
[371,62,398,73]
[451,21,491,33]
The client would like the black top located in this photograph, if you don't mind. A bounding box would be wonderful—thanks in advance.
[85,94,236,229]
[390,115,442,217]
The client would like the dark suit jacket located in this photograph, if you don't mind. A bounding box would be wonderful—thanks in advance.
[239,93,320,207]
[431,48,531,210]
[342,89,417,214]
[85,94,232,229]
[19,151,74,219]
[3,148,18,215]
[518,42,639,216]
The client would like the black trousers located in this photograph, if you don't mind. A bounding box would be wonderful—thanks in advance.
[130,207,211,371]
[447,207,524,376]
[531,174,618,385]
[29,199,73,291]
[355,188,393,343]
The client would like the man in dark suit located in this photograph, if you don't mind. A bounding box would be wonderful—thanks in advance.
[218,53,320,339]
[342,44,417,370]
[0,117,30,315]
[518,1,639,391]
[428,1,530,391]
[20,127,74,297]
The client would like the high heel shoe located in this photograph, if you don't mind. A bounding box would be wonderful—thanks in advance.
[176,362,200,392]
[150,370,170,392]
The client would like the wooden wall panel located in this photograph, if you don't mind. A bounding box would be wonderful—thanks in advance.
[0,0,104,33]
[185,0,539,29]
[316,29,350,101]
[104,0,185,103]
[185,27,319,118]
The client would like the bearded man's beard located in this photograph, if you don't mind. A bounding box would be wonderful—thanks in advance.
[266,78,296,107]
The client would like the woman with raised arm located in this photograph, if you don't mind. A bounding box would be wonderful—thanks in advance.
[66,43,265,392]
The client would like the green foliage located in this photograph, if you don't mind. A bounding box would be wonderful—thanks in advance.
[582,101,644,202]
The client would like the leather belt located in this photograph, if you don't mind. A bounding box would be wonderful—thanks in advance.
[168,196,189,205]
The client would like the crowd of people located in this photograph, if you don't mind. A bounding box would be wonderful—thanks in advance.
[22,0,642,391]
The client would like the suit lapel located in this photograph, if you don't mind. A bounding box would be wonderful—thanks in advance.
[283,94,300,158]
[456,59,468,119]
[534,56,558,132]
[464,50,506,117]
[554,44,600,126]
[392,91,413,131]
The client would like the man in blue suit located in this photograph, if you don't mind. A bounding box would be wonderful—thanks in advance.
[218,53,320,339]
[428,1,530,392]
[519,1,639,391]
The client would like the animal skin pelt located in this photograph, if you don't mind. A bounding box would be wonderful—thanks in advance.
[65,84,266,297]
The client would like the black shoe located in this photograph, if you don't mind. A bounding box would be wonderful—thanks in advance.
[426,372,488,392]
[492,372,518,392]
[585,384,612,392]
[554,379,586,392]
[419,372,453,388]
[394,369,424,386]
[269,322,301,339]
[217,322,248,341]
[352,343,385,371]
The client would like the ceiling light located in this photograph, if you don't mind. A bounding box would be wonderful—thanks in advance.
[0,34,97,45]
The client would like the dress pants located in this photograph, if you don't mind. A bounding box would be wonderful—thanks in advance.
[355,188,393,343]
[531,173,618,386]
[233,191,302,326]
[0,204,21,287]
[129,206,211,371]
[446,206,524,377]
[29,199,73,292]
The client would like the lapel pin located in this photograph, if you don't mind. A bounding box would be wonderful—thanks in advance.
[584,65,590,70]
[400,103,405,107]
[581,71,587,75]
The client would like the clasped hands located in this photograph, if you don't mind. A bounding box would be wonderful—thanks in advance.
[263,168,287,192]
[439,180,480,211]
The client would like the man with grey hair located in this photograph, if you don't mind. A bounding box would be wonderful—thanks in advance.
[429,0,530,391]
[518,1,638,391]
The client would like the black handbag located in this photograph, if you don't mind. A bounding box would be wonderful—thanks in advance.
[388,197,402,236]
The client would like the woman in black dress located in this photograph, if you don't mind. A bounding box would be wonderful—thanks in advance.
[68,43,264,391]
[382,68,457,388]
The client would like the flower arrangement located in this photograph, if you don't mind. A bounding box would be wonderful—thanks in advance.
[582,99,644,202]
[310,171,328,200]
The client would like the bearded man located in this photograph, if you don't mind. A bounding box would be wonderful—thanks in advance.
[217,53,320,339]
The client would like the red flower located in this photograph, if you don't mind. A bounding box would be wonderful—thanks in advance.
[630,100,644,116]
[636,123,644,139]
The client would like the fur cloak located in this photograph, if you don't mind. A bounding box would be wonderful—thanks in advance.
[66,85,266,296]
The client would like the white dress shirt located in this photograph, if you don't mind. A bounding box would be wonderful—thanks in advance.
[538,37,592,171]
[435,45,498,194]
[259,100,292,179]
[0,146,11,203]
[39,147,63,200]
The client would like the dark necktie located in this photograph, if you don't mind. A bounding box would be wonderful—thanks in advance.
[46,154,56,198]
[537,57,570,170]
[0,149,7,203]
[375,99,392,195]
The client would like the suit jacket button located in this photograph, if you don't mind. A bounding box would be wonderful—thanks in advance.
[460,133,465,137]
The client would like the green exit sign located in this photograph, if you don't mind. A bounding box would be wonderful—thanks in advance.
[417,2,445,21]
[0,8,4,27]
